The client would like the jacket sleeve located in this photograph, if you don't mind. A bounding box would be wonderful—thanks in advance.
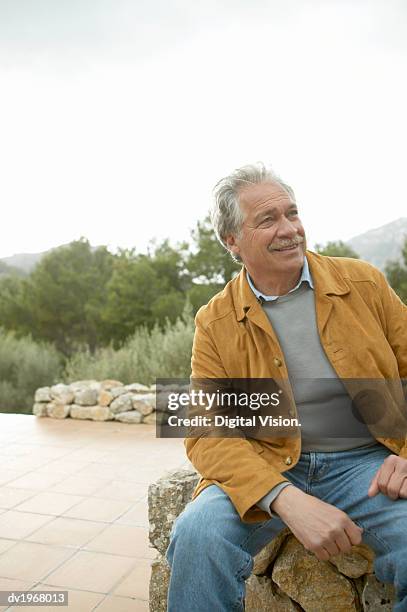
[373,267,407,457]
[184,311,290,522]
[374,267,407,379]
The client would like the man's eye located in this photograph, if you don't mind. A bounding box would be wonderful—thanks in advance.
[260,217,274,225]
[288,211,298,217]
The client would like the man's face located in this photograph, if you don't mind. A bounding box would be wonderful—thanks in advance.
[226,181,306,278]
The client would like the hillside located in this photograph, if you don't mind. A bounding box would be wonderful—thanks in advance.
[346,217,407,270]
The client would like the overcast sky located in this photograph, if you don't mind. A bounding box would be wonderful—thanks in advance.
[1,0,406,258]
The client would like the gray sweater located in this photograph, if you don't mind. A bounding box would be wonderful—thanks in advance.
[252,276,375,516]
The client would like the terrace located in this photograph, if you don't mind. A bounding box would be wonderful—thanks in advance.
[0,414,188,611]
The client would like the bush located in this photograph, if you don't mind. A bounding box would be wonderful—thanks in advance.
[0,328,63,414]
[64,303,195,385]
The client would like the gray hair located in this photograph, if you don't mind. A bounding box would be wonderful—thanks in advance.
[211,162,296,263]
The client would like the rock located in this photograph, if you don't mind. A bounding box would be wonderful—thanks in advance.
[143,413,157,425]
[100,379,124,390]
[253,528,291,575]
[110,386,128,399]
[69,379,100,390]
[74,388,98,406]
[132,393,155,415]
[47,402,70,419]
[148,469,200,556]
[114,410,143,424]
[70,405,113,421]
[272,536,358,611]
[362,574,395,611]
[330,544,375,578]
[110,393,134,415]
[246,575,301,611]
[50,384,74,404]
[34,387,51,403]
[33,402,49,417]
[126,383,151,393]
[98,390,114,407]
[150,554,171,612]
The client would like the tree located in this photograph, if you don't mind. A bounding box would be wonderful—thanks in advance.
[0,275,34,335]
[101,241,191,346]
[187,215,241,285]
[314,241,360,259]
[27,238,115,355]
[385,236,407,304]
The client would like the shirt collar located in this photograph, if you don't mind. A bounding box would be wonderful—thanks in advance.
[246,256,314,302]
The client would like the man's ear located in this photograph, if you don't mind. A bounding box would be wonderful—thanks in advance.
[225,234,240,257]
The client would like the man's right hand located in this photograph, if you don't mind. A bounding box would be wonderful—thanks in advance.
[270,486,363,561]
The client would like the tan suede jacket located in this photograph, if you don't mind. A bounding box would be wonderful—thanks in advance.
[185,251,407,523]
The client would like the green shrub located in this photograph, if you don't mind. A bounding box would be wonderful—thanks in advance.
[0,328,63,414]
[64,303,195,385]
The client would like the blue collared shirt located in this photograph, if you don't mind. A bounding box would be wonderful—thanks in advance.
[246,256,314,301]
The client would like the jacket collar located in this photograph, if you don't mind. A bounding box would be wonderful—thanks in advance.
[233,250,350,322]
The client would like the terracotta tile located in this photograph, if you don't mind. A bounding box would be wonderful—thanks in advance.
[0,444,68,460]
[0,538,18,553]
[0,510,53,539]
[50,474,111,496]
[15,492,84,515]
[63,449,112,463]
[95,596,148,611]
[93,481,148,502]
[35,459,89,475]
[44,550,136,593]
[1,456,53,471]
[63,497,132,522]
[0,541,74,581]
[10,584,104,612]
[0,444,30,456]
[0,470,29,486]
[26,517,107,547]
[0,577,35,612]
[8,472,66,490]
[116,501,149,527]
[113,558,151,599]
[85,524,154,558]
[0,487,37,510]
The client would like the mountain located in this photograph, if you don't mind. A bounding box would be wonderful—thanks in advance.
[0,251,45,275]
[0,243,104,276]
[0,260,27,277]
[346,218,407,271]
[1,219,406,277]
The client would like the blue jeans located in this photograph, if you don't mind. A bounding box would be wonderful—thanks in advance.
[166,442,407,611]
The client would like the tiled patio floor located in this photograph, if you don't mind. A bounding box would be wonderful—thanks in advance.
[0,414,190,611]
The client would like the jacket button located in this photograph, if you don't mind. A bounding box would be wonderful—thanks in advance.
[273,357,283,367]
[284,456,293,465]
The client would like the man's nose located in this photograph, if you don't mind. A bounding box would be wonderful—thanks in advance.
[275,215,298,237]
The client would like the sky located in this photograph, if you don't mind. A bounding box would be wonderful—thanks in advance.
[1,0,406,259]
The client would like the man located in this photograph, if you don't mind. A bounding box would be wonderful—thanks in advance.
[166,163,407,611]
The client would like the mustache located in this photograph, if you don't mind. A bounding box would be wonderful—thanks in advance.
[267,236,305,252]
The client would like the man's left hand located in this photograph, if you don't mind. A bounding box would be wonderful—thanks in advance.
[368,454,407,500]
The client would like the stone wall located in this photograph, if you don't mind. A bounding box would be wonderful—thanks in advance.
[32,379,156,424]
[148,470,395,612]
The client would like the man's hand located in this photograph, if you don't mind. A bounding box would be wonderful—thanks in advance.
[271,486,363,561]
[368,454,407,500]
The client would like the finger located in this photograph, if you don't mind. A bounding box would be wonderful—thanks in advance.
[368,468,380,497]
[334,531,354,555]
[345,522,364,547]
[322,539,341,558]
[399,478,407,499]
[386,471,405,500]
[377,459,396,496]
[314,546,331,562]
